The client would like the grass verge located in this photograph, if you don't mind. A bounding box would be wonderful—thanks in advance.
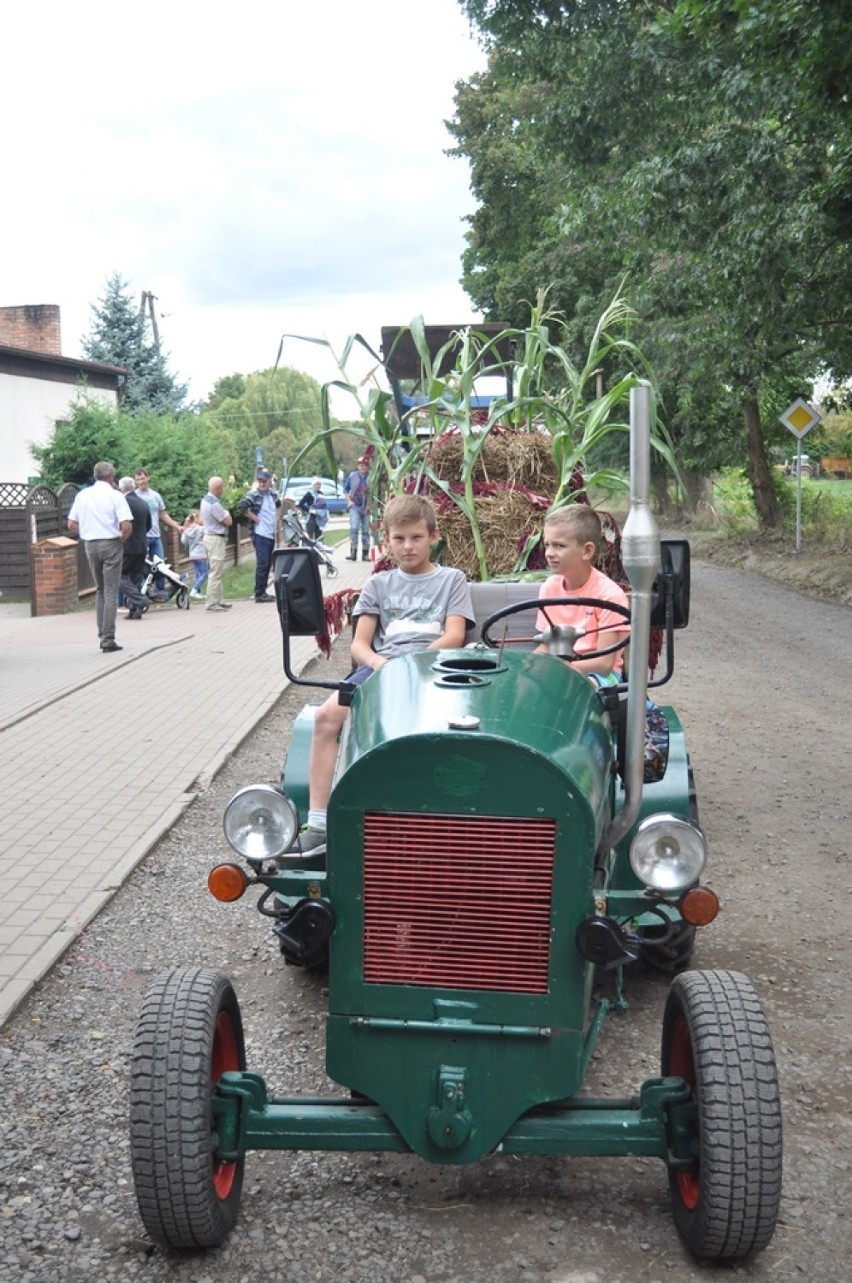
[223,528,348,599]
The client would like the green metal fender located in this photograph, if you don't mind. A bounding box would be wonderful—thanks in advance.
[279,704,318,823]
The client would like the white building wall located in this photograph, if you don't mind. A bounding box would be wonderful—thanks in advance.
[0,374,118,483]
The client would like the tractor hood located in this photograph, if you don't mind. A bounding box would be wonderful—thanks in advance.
[336,647,614,829]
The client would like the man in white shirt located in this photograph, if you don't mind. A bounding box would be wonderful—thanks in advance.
[68,461,133,652]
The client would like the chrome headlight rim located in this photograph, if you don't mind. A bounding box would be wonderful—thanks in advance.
[629,813,706,892]
[223,784,299,863]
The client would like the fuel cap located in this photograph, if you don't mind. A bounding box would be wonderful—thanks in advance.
[448,715,480,730]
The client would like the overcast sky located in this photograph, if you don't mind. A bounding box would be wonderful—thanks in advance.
[4,0,486,403]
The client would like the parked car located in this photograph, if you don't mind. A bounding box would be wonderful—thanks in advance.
[280,476,347,515]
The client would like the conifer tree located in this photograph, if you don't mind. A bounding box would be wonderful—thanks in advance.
[82,273,188,414]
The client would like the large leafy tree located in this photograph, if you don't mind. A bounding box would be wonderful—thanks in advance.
[452,0,852,526]
[202,366,326,482]
[82,273,188,414]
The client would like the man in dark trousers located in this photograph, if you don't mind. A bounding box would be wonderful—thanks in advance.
[118,476,152,620]
[236,469,281,602]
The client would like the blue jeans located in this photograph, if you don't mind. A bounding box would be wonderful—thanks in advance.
[192,560,209,592]
[252,532,274,598]
[348,507,369,551]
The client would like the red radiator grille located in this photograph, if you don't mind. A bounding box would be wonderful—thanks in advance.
[362,812,556,993]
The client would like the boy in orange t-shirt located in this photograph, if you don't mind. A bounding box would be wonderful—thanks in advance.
[535,505,629,682]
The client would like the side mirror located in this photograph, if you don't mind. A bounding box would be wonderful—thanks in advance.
[650,539,690,629]
[272,547,325,635]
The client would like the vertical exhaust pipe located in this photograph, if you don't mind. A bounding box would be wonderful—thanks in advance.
[601,381,660,852]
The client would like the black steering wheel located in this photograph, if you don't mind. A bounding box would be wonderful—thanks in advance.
[480,596,631,661]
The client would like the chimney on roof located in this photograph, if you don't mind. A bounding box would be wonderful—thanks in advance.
[0,304,62,355]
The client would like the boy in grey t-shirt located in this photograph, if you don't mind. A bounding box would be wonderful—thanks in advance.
[288,495,474,859]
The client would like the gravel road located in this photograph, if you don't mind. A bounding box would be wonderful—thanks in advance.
[1,559,850,1283]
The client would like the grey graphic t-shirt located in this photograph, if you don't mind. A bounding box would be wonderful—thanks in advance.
[352,566,474,658]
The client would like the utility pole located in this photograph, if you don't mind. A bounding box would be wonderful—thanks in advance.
[138,291,160,348]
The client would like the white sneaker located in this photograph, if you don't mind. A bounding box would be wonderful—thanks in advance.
[190,589,203,599]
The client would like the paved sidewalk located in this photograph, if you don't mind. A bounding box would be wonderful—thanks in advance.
[0,550,373,1027]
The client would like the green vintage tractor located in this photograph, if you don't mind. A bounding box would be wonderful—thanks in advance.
[130,386,781,1261]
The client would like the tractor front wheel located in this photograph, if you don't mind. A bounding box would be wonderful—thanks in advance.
[131,967,246,1250]
[176,586,190,609]
[661,969,782,1261]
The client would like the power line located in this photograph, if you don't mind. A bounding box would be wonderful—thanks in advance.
[201,407,329,421]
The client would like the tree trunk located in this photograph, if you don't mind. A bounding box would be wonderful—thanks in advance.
[651,468,673,516]
[743,395,780,529]
[681,468,715,514]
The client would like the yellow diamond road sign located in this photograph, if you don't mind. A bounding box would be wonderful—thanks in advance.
[779,398,822,439]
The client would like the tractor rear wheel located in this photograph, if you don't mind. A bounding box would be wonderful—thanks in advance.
[661,969,781,1260]
[131,967,246,1250]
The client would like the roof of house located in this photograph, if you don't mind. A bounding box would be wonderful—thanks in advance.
[0,343,126,390]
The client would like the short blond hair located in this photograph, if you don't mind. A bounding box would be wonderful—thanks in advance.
[382,494,438,535]
[543,504,602,546]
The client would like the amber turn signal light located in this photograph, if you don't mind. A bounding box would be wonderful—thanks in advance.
[679,885,719,926]
[208,863,249,903]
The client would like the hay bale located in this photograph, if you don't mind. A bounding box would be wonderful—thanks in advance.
[439,487,548,580]
[427,427,558,493]
[421,429,560,579]
[499,429,559,492]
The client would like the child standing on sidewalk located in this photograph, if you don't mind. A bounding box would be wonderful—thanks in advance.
[181,511,209,599]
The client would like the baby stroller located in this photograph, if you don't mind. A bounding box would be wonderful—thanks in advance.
[281,508,338,578]
[140,553,191,608]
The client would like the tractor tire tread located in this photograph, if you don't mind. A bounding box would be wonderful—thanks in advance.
[130,967,245,1251]
[663,969,782,1261]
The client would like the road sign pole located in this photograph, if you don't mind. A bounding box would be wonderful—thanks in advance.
[795,441,802,553]
[779,398,822,556]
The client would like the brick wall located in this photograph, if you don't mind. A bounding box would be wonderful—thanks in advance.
[31,537,78,616]
[164,526,181,569]
[0,304,62,355]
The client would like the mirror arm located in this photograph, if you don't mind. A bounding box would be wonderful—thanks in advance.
[647,586,676,690]
[278,576,358,698]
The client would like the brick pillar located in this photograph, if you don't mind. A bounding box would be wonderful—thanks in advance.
[31,537,79,616]
[163,525,182,570]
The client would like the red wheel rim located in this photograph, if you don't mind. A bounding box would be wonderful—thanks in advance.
[211,1010,240,1199]
[669,1013,701,1209]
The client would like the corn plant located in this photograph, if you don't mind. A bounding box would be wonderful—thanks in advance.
[284,289,679,580]
[277,331,430,501]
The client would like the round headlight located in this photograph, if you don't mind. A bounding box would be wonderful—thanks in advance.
[223,785,298,863]
[629,814,706,891]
